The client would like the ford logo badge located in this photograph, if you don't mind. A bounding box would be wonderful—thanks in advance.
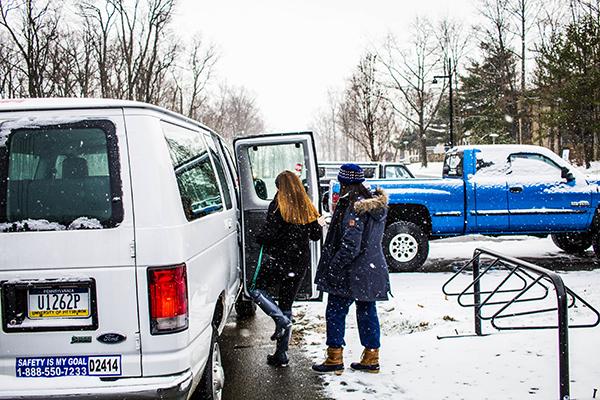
[97,333,126,344]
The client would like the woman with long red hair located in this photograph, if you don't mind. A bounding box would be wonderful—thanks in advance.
[250,170,324,367]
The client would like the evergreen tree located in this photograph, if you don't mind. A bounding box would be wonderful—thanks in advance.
[536,13,600,167]
[459,41,519,144]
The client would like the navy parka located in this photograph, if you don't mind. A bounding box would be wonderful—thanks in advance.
[315,188,390,302]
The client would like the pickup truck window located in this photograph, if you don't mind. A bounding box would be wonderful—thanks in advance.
[508,153,561,177]
[385,165,412,179]
[363,167,377,178]
[475,152,509,176]
[443,152,463,177]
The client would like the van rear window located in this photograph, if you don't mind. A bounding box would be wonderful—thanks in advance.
[0,120,123,232]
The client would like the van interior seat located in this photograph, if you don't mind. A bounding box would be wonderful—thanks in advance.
[62,156,89,178]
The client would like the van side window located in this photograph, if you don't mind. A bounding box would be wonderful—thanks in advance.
[221,142,239,192]
[162,122,223,221]
[0,120,123,232]
[203,132,232,210]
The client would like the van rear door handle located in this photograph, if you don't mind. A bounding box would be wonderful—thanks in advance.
[509,186,523,193]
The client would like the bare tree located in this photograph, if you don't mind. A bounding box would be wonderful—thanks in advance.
[436,18,471,141]
[338,53,398,161]
[507,0,542,143]
[104,0,178,102]
[311,90,354,161]
[200,84,265,140]
[0,0,60,97]
[186,36,218,120]
[0,33,26,97]
[0,0,240,137]
[78,0,117,97]
[379,18,447,167]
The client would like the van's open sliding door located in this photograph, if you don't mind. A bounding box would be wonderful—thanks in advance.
[234,132,321,300]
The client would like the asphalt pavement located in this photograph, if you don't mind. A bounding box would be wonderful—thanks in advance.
[220,309,332,400]
[425,249,600,272]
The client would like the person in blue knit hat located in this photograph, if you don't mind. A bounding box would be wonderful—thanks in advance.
[313,163,390,375]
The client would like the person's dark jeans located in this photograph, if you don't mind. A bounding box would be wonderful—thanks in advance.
[325,294,381,349]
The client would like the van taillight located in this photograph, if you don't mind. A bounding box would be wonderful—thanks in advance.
[147,264,188,335]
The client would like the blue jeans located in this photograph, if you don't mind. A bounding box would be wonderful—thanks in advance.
[325,294,381,349]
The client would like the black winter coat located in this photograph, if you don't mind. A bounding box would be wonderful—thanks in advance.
[315,188,390,302]
[256,199,322,276]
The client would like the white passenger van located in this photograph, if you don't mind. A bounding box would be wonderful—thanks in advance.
[0,99,321,399]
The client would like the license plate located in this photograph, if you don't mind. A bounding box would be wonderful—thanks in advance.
[16,355,122,378]
[28,287,90,319]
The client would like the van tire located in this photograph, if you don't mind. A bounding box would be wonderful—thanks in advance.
[194,327,224,400]
[234,296,256,319]
[551,233,593,254]
[383,221,429,272]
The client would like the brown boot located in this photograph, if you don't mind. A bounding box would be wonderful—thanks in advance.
[311,347,344,375]
[350,348,380,373]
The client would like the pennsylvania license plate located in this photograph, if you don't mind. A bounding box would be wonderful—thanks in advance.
[28,287,90,319]
[16,355,121,378]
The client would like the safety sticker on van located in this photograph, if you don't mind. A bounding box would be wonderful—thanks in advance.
[15,355,121,378]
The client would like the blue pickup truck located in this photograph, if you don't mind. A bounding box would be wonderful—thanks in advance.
[328,145,600,272]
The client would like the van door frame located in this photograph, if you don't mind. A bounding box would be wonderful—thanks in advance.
[234,132,321,301]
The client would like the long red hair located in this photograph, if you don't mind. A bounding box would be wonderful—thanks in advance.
[275,170,320,224]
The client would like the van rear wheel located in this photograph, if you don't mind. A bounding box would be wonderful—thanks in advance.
[383,221,429,272]
[194,327,224,400]
[235,295,256,319]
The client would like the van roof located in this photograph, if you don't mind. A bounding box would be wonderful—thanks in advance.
[0,97,215,134]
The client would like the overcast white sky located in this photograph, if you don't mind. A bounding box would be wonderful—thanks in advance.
[173,0,478,132]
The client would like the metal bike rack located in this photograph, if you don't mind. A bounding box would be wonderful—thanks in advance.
[441,248,600,400]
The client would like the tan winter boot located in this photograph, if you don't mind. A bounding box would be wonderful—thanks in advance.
[350,348,380,373]
[311,347,344,375]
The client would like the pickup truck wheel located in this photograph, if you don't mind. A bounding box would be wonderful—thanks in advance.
[235,295,256,319]
[383,221,429,272]
[194,327,225,400]
[593,233,600,258]
[551,233,593,254]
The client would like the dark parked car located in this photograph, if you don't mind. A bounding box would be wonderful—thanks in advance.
[318,161,414,194]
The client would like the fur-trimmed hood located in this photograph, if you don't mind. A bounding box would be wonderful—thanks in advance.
[354,188,388,219]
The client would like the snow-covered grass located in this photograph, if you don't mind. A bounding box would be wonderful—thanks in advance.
[293,237,600,400]
[428,235,564,261]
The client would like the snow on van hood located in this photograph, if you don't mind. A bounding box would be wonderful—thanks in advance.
[0,117,89,147]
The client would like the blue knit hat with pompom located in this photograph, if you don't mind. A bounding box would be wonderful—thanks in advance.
[337,163,365,184]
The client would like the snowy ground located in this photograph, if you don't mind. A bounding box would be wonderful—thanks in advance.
[292,237,600,400]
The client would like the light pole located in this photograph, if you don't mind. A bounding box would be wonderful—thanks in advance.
[433,58,454,148]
